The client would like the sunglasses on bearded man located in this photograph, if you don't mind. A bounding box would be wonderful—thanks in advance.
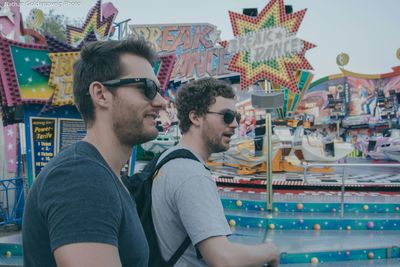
[207,110,241,125]
[99,78,162,100]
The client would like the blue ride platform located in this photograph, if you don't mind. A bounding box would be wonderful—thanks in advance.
[0,234,22,266]
[222,189,400,266]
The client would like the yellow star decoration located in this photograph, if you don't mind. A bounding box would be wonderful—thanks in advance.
[227,0,315,92]
[66,0,114,47]
[48,52,81,106]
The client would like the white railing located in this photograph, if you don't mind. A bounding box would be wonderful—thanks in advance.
[302,161,400,218]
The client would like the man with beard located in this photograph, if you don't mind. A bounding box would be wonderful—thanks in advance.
[152,77,280,267]
[22,39,166,267]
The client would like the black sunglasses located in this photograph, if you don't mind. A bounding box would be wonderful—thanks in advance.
[101,78,162,100]
[207,110,241,125]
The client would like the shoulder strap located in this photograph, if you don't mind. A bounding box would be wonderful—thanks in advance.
[166,236,191,266]
[152,149,200,266]
[151,148,202,177]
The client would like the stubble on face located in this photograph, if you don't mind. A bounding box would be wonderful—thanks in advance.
[200,96,237,155]
[111,93,159,147]
[109,53,161,148]
[202,118,231,154]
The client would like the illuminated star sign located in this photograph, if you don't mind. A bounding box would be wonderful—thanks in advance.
[66,0,115,47]
[48,52,81,106]
[225,0,316,92]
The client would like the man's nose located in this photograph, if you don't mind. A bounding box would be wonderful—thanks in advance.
[229,118,239,129]
[152,92,167,109]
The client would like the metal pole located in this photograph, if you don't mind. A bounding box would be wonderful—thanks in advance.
[341,166,346,218]
[114,19,132,40]
[336,113,340,138]
[251,80,283,212]
[4,181,10,222]
[303,164,308,184]
[265,112,273,211]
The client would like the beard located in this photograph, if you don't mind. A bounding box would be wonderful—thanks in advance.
[111,98,159,147]
[202,126,230,155]
[113,116,158,147]
[206,139,228,154]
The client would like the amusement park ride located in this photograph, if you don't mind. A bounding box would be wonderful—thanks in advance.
[145,73,355,176]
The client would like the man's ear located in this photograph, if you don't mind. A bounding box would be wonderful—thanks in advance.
[88,81,112,108]
[189,110,202,127]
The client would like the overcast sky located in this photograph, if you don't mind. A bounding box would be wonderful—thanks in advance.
[19,0,400,80]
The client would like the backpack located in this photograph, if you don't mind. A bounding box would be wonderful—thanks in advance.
[122,148,200,267]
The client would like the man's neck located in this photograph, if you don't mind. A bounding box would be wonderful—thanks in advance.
[179,133,209,162]
[83,128,131,177]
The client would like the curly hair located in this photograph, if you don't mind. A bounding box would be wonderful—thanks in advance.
[176,77,235,134]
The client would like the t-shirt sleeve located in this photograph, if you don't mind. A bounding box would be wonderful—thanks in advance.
[173,174,231,246]
[38,159,122,252]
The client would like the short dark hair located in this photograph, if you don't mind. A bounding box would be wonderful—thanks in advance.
[73,38,158,127]
[176,77,235,134]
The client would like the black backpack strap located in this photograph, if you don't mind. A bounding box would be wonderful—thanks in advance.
[151,148,202,177]
[141,149,201,216]
[152,149,201,266]
[166,236,191,267]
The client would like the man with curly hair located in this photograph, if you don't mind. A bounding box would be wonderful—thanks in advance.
[152,77,279,267]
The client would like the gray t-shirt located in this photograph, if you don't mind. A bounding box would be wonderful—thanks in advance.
[23,141,149,267]
[152,146,231,267]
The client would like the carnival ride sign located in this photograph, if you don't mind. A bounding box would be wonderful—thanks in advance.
[225,0,315,91]
[0,0,116,113]
[0,37,52,106]
[49,52,80,106]
[28,117,86,182]
[129,23,233,83]
[11,45,53,100]
[50,0,116,104]
[24,105,84,185]
[227,27,303,63]
[66,0,115,48]
[30,117,56,179]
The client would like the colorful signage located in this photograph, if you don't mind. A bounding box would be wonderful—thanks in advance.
[226,0,315,91]
[66,0,116,48]
[49,52,80,106]
[0,36,51,106]
[25,105,83,185]
[30,117,56,178]
[129,23,234,83]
